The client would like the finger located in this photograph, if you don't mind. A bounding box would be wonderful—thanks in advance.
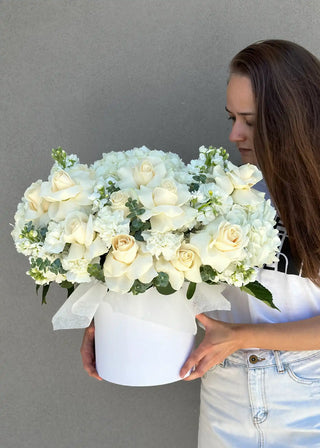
[195,313,216,328]
[80,328,103,381]
[179,344,210,378]
[82,353,103,381]
[183,352,219,381]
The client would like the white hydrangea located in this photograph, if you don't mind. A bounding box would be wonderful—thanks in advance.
[92,151,128,178]
[141,230,184,260]
[43,221,65,254]
[94,208,130,247]
[62,257,92,283]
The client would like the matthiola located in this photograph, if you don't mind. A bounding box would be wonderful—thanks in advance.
[12,145,280,308]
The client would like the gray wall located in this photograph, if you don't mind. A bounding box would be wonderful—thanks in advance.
[2,1,320,447]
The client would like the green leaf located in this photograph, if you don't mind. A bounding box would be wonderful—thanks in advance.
[36,284,40,295]
[87,263,105,282]
[60,280,74,290]
[155,283,176,295]
[41,284,50,305]
[67,285,75,297]
[186,282,196,300]
[153,272,169,288]
[130,279,152,295]
[241,281,280,311]
[200,265,218,285]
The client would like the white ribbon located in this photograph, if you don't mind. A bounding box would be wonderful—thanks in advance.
[52,281,231,333]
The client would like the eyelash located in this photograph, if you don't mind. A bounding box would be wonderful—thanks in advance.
[227,116,253,127]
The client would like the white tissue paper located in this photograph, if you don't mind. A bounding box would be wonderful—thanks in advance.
[52,281,230,386]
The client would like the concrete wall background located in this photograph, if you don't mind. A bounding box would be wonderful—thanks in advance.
[2,1,320,447]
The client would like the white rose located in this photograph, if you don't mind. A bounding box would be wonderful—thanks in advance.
[232,188,265,206]
[228,163,262,188]
[138,182,197,232]
[117,155,167,189]
[226,163,264,205]
[211,165,234,195]
[134,160,155,186]
[109,190,132,216]
[111,234,138,264]
[171,243,202,283]
[103,241,157,293]
[24,180,50,215]
[64,212,95,247]
[53,170,76,192]
[190,217,247,272]
[40,166,96,221]
[154,243,202,290]
[152,180,178,206]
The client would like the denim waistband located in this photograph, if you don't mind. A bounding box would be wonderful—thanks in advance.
[223,349,320,371]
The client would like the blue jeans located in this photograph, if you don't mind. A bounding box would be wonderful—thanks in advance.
[198,349,320,447]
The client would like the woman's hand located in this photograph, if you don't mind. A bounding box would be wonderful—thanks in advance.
[80,321,103,381]
[180,314,242,381]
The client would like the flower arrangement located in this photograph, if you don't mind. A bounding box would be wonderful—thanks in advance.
[11,146,279,308]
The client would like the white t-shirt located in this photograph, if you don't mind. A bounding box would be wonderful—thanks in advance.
[210,270,320,324]
[208,179,320,325]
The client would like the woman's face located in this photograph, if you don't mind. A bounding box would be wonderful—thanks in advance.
[226,74,258,165]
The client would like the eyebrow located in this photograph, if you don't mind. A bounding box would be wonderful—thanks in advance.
[225,106,255,116]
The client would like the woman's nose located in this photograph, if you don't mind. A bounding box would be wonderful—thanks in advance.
[229,122,246,143]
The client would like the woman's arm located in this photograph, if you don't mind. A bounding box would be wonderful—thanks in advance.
[180,313,320,381]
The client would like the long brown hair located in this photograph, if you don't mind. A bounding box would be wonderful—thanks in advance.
[230,39,320,285]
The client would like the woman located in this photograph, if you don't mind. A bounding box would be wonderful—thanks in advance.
[81,40,320,446]
[179,40,320,447]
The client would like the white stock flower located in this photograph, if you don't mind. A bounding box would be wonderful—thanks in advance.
[217,263,257,287]
[190,217,247,272]
[103,238,157,293]
[141,230,183,260]
[195,183,233,225]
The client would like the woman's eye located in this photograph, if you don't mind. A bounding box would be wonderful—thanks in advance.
[245,121,254,127]
[227,116,235,122]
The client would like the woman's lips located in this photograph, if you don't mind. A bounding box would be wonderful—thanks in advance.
[238,147,252,154]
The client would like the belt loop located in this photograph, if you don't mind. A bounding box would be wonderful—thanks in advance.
[273,350,285,373]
